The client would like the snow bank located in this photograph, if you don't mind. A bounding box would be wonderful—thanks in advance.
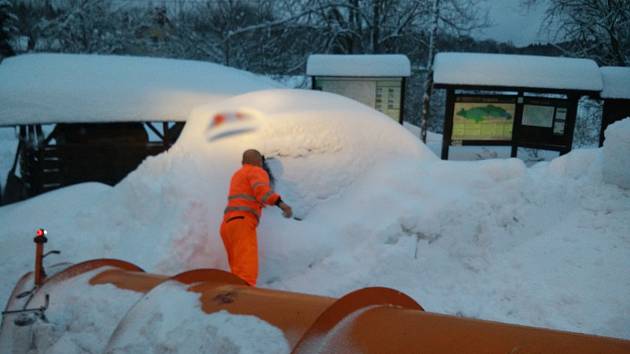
[600,67,630,99]
[108,88,435,276]
[104,282,289,354]
[0,88,435,303]
[603,118,630,189]
[179,89,435,211]
[3,270,289,354]
[3,268,144,354]
[434,52,602,92]
[0,53,282,125]
[1,86,629,352]
[307,54,411,77]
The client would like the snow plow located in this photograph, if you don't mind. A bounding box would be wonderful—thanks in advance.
[2,232,630,353]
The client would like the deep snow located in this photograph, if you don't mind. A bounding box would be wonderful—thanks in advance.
[0,53,281,125]
[0,89,629,353]
[306,54,411,77]
[433,52,603,91]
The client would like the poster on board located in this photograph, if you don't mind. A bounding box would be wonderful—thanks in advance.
[522,104,555,128]
[452,96,515,141]
[315,77,402,121]
[316,78,376,107]
[553,107,567,135]
[375,79,402,120]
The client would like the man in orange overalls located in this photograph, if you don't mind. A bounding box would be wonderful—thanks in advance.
[220,149,293,286]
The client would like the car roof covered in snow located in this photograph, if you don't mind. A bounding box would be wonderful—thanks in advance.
[600,66,630,99]
[433,52,603,94]
[306,54,411,77]
[0,53,282,126]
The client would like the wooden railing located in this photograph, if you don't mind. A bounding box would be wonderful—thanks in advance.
[21,142,169,196]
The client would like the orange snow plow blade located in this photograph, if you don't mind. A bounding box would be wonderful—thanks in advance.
[4,260,630,353]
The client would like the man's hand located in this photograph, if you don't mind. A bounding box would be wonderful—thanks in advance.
[278,201,293,218]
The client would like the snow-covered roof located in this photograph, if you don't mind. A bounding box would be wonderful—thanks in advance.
[433,52,602,93]
[306,54,411,77]
[0,53,282,126]
[600,67,630,99]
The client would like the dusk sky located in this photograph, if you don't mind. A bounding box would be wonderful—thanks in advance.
[475,0,552,47]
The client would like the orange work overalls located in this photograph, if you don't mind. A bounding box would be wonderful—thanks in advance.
[220,164,280,286]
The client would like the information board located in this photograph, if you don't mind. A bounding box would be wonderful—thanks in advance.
[452,96,516,141]
[521,98,569,136]
[314,77,403,122]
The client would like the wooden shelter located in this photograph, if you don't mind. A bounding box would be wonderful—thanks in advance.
[0,53,279,204]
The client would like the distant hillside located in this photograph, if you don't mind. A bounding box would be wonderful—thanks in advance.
[434,34,564,61]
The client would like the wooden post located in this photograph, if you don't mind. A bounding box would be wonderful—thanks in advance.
[441,89,455,160]
[565,94,579,154]
[34,228,47,286]
[162,122,170,147]
[511,92,524,158]
[399,77,406,125]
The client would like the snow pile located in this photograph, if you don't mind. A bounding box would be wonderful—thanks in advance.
[104,88,435,276]
[104,282,289,354]
[307,54,411,77]
[603,118,630,189]
[2,270,289,354]
[3,268,144,354]
[433,52,602,92]
[0,88,629,352]
[0,53,282,125]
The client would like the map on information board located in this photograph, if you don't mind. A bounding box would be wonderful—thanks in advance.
[452,102,515,141]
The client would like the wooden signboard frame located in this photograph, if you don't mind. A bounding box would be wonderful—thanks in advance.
[439,87,581,160]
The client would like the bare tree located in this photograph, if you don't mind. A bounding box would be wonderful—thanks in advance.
[0,0,17,58]
[24,0,157,55]
[420,0,440,143]
[419,0,489,141]
[304,0,434,54]
[174,0,338,73]
[526,0,630,66]
[10,0,60,52]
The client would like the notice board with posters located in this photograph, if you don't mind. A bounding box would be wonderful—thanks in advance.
[515,97,573,150]
[441,91,578,159]
[307,54,410,124]
[313,77,404,123]
[432,52,600,160]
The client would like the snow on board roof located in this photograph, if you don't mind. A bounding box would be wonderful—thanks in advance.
[306,54,411,77]
[433,52,602,93]
[600,67,630,99]
[0,53,282,126]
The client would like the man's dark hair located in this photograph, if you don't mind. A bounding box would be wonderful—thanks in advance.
[261,155,275,187]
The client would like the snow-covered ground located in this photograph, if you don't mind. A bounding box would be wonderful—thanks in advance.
[0,89,629,353]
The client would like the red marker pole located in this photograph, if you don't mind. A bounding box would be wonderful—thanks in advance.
[34,229,47,287]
